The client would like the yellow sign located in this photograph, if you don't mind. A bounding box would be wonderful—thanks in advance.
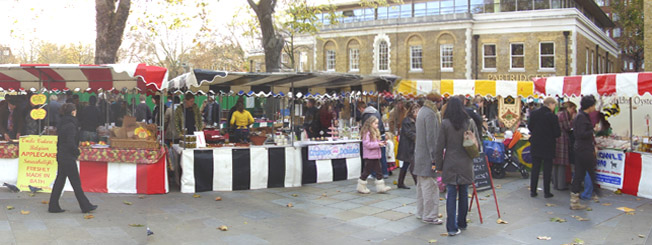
[17,136,58,193]
[30,94,47,106]
[30,108,47,120]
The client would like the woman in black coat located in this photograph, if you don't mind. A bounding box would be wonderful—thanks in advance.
[395,104,419,189]
[48,103,97,213]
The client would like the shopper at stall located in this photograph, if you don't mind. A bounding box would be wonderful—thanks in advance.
[152,95,166,126]
[413,92,443,225]
[202,96,220,127]
[48,103,97,213]
[570,95,599,210]
[435,96,476,236]
[110,96,127,127]
[357,101,389,178]
[553,102,577,191]
[47,94,62,128]
[388,99,406,135]
[0,95,25,140]
[164,96,181,145]
[528,97,560,198]
[135,95,152,123]
[230,101,254,143]
[78,96,102,142]
[356,116,391,194]
[396,103,419,189]
[174,93,203,136]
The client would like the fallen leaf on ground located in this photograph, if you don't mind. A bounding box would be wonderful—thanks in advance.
[479,198,486,200]
[217,225,228,231]
[626,212,636,215]
[6,206,14,210]
[402,204,406,207]
[428,239,438,243]
[617,207,635,213]
[546,211,554,215]
[468,194,473,198]
[321,193,327,197]
[439,198,445,201]
[496,218,508,224]
[495,185,502,189]
[286,203,293,208]
[291,194,298,197]
[337,190,341,192]
[614,189,622,195]
[123,201,132,205]
[466,218,472,223]
[28,193,35,197]
[571,215,589,221]
[192,194,201,198]
[128,224,144,227]
[485,194,491,197]
[550,217,566,223]
[244,222,247,224]
[636,198,641,201]
[586,207,592,211]
[572,238,585,244]
[393,180,398,185]
[440,233,448,237]
[41,200,49,204]
[84,214,94,219]
[20,210,29,215]
[545,203,556,207]
[438,214,443,218]
[138,195,145,199]
[215,197,222,201]
[602,203,612,206]
[537,236,552,240]
[638,234,645,238]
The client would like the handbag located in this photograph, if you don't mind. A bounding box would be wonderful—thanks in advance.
[463,119,480,158]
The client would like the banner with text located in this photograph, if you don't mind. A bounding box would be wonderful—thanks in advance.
[596,149,626,190]
[17,136,58,193]
[308,143,360,161]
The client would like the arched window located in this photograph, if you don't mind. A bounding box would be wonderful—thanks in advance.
[373,33,391,73]
[347,39,360,72]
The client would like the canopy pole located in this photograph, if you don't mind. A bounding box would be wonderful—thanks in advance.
[290,81,295,144]
[630,97,633,151]
[160,89,165,146]
[38,69,43,136]
[183,90,187,150]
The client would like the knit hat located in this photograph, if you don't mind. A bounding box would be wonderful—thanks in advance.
[580,95,596,110]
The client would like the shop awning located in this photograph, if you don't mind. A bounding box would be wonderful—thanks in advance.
[0,64,168,92]
[396,79,534,98]
[533,73,652,97]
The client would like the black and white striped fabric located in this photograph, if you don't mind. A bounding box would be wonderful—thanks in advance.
[179,146,361,193]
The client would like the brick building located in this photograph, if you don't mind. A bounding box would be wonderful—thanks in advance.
[646,0,651,72]
[249,0,619,87]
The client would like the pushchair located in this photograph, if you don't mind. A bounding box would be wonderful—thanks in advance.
[483,130,529,179]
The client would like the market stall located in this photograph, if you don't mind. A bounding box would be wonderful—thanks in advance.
[534,72,652,199]
[0,64,169,194]
[169,70,396,193]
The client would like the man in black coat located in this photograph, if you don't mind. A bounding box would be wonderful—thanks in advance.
[527,97,561,198]
[569,95,598,210]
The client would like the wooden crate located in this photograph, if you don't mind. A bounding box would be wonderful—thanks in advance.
[110,138,159,150]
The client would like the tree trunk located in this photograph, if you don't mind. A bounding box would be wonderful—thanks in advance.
[95,0,131,64]
[248,0,284,72]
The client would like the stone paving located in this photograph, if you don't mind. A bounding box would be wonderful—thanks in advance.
[1,172,651,244]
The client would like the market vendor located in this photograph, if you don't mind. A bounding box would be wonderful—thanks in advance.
[230,101,253,143]
[174,93,203,136]
[304,99,319,138]
[0,95,25,140]
[318,102,337,137]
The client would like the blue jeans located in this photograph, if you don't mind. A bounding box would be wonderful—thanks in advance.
[581,172,593,200]
[446,184,469,232]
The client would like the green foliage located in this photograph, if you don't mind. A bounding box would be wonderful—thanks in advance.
[13,41,94,64]
[612,0,644,71]
[359,0,404,8]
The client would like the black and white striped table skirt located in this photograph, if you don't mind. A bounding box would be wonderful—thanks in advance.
[179,146,361,193]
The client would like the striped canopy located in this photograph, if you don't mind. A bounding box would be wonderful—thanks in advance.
[396,79,534,98]
[0,64,168,92]
[533,73,652,97]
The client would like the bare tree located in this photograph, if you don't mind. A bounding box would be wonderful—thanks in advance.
[247,0,284,72]
[95,0,131,64]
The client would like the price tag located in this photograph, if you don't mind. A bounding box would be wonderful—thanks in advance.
[644,138,650,144]
[194,131,206,148]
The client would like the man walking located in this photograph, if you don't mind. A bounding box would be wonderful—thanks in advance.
[413,92,443,224]
[528,97,561,198]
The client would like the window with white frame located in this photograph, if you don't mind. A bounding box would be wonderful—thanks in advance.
[539,42,555,69]
[410,45,423,71]
[326,50,336,71]
[510,43,524,70]
[349,48,359,72]
[378,41,389,71]
[440,44,454,72]
[483,44,497,70]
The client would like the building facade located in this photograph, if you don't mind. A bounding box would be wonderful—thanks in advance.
[249,0,619,83]
[646,0,651,72]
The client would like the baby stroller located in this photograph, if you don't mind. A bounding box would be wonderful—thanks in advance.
[483,130,529,179]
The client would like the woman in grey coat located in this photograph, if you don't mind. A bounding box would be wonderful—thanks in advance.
[435,97,477,236]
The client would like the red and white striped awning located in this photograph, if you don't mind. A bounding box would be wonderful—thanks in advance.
[533,72,652,97]
[0,64,168,92]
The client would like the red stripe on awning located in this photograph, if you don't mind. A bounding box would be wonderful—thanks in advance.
[22,67,66,90]
[596,74,616,95]
[79,161,108,193]
[622,152,642,196]
[562,76,582,96]
[638,73,652,96]
[533,77,546,95]
[0,72,20,90]
[81,68,113,92]
[134,64,167,94]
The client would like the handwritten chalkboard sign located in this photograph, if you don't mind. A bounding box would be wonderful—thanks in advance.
[473,153,491,192]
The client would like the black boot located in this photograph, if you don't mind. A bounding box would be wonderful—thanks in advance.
[397,168,410,189]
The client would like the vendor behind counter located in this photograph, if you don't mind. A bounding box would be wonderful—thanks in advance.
[230,101,253,143]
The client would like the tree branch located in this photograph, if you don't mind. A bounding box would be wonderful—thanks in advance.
[247,0,259,14]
